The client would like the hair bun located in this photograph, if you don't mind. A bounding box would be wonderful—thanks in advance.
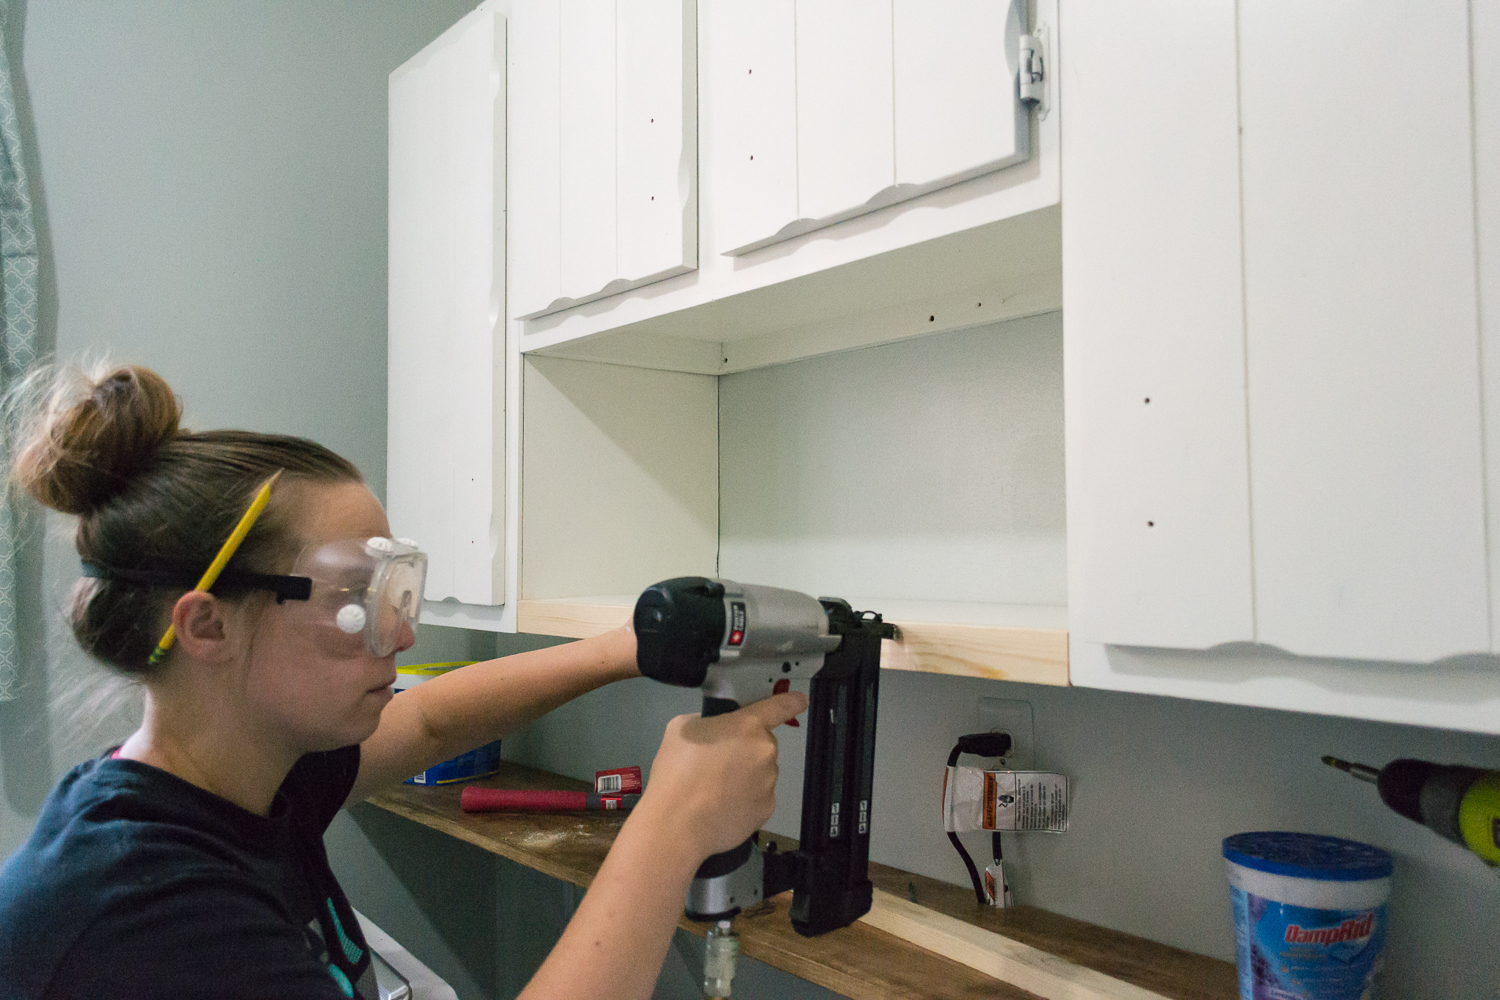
[12,364,182,516]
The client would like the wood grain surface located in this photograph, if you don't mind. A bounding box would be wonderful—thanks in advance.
[515,600,1071,684]
[367,762,1234,1000]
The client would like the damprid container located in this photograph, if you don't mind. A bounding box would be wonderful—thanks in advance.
[395,662,504,786]
[1223,832,1393,1000]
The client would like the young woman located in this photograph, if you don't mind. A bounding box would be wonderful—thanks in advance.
[0,364,805,999]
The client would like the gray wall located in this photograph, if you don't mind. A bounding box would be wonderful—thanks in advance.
[5,4,1500,1000]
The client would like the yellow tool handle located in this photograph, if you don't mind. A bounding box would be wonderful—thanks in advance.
[1458,770,1500,866]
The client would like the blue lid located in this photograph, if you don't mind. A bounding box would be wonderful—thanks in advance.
[1222,831,1393,881]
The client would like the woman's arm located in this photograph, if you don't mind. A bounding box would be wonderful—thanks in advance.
[518,692,807,1000]
[348,626,637,803]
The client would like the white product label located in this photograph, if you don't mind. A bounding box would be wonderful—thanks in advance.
[943,767,1069,833]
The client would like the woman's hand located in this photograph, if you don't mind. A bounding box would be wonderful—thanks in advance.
[635,691,808,862]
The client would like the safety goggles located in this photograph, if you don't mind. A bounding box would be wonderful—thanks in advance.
[84,535,428,658]
[282,536,428,657]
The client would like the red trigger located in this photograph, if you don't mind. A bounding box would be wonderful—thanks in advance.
[773,679,799,726]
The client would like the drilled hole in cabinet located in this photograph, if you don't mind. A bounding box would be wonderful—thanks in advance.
[929,315,935,322]
[1147,521,1155,527]
[1144,397,1151,404]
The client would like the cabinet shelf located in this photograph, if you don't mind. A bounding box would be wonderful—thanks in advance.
[516,597,1069,686]
[366,761,1235,1000]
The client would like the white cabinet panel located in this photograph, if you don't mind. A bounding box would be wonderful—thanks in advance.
[617,0,697,284]
[522,357,718,600]
[793,0,895,222]
[1063,1,1253,649]
[559,0,617,302]
[389,8,506,606]
[703,0,797,256]
[1478,1,1500,653]
[1240,2,1487,661]
[892,0,1026,188]
[511,0,697,319]
[507,0,560,319]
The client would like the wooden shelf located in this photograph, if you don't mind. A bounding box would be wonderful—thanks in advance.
[515,598,1071,686]
[366,762,1235,1000]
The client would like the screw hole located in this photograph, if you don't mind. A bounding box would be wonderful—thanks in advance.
[977,302,982,308]
[929,315,935,322]
[1144,397,1151,404]
[750,154,754,160]
[1147,521,1155,528]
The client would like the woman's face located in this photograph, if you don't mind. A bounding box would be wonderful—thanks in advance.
[239,480,416,754]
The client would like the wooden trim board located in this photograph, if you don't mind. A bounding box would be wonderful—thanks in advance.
[863,890,1169,1000]
[516,599,1071,685]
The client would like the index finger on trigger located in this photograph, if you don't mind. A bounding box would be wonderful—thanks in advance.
[742,690,808,730]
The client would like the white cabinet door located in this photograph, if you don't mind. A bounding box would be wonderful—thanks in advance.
[703,0,798,257]
[1063,1,1254,649]
[388,6,506,606]
[794,0,894,222]
[1240,1,1487,662]
[892,0,1027,189]
[719,0,1031,255]
[510,0,697,320]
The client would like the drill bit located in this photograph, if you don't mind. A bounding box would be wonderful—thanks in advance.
[1322,756,1381,784]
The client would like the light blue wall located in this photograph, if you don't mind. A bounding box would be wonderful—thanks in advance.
[0,0,484,979]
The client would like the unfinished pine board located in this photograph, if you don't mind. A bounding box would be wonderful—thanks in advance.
[864,890,1169,1000]
[365,762,1235,1000]
[516,599,632,639]
[515,599,1069,685]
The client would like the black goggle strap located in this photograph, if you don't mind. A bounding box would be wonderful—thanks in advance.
[80,562,313,603]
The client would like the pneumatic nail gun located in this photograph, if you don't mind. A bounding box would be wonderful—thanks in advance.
[634,577,894,998]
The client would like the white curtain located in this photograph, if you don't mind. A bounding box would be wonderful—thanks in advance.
[0,0,38,701]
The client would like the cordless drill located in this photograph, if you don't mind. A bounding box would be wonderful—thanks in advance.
[634,577,893,997]
[1324,756,1500,866]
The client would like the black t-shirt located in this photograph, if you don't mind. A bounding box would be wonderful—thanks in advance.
[0,746,376,1000]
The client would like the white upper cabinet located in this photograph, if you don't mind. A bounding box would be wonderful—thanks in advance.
[717,0,1031,255]
[516,0,1057,379]
[388,4,506,607]
[509,0,698,320]
[1068,0,1496,667]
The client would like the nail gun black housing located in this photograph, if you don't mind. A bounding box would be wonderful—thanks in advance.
[766,600,895,936]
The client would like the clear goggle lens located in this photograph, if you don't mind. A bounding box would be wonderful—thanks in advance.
[290,537,427,657]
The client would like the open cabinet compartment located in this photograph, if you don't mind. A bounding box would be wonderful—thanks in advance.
[517,310,1069,685]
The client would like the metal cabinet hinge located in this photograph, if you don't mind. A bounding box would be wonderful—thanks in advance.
[1018,26,1048,115]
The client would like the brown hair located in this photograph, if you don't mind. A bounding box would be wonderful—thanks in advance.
[9,363,362,674]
